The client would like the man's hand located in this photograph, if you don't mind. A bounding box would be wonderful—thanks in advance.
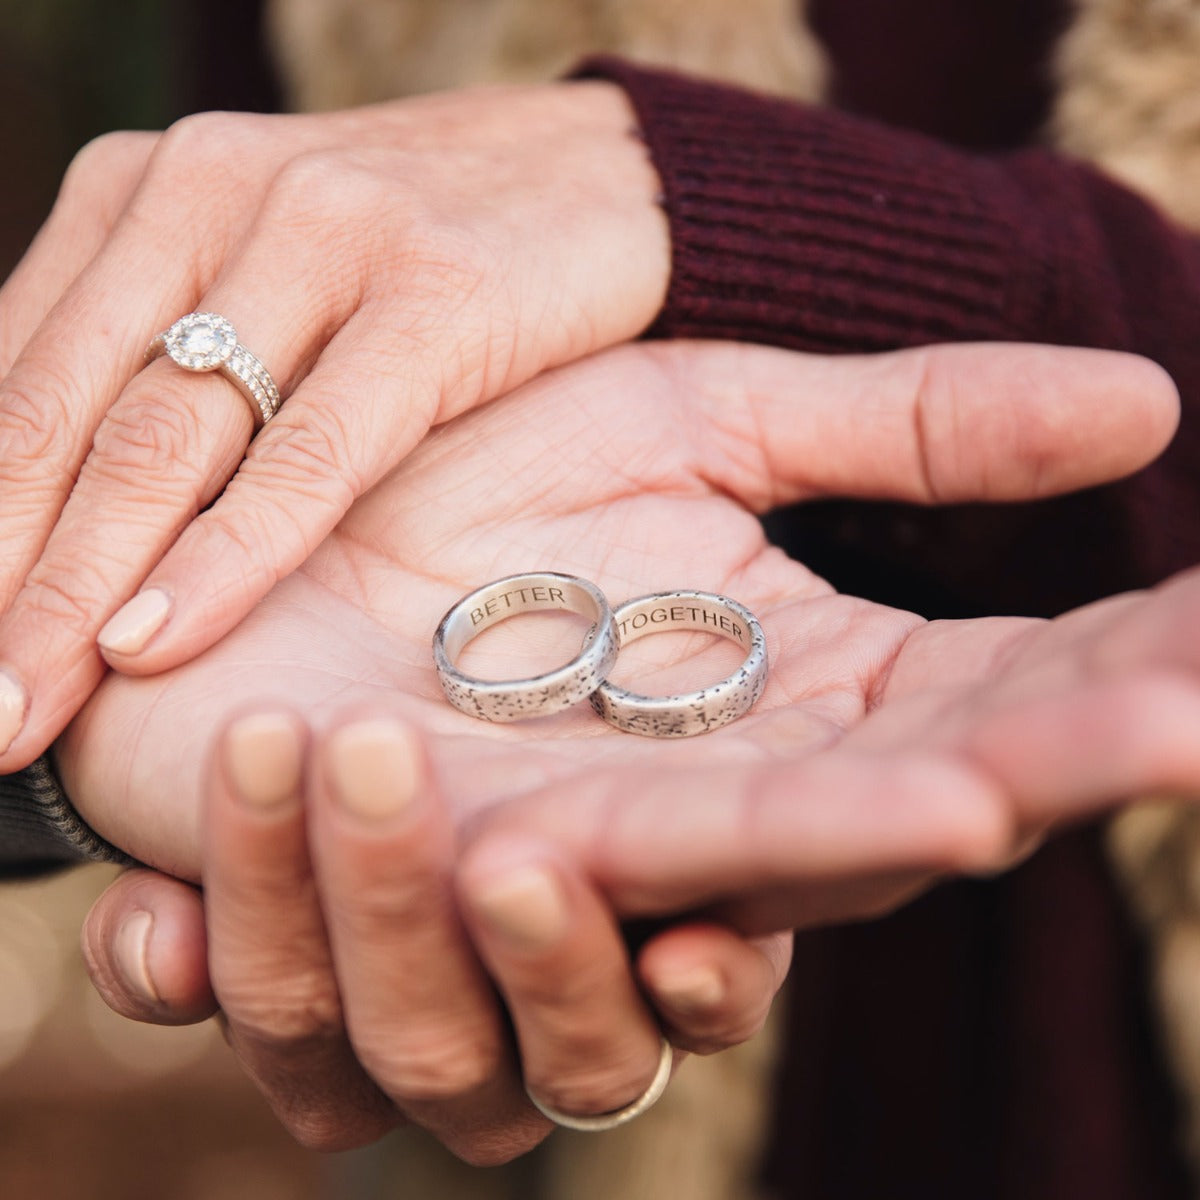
[64,338,1181,1159]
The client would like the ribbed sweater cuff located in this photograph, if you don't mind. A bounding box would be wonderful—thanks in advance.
[0,759,131,873]
[574,55,1057,352]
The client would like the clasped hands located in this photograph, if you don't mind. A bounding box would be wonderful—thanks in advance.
[3,85,1199,1163]
[59,335,1200,1163]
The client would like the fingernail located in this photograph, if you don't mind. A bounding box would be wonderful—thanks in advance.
[649,966,726,1015]
[225,712,304,809]
[114,911,161,1004]
[470,865,569,951]
[98,588,172,656]
[327,718,422,819]
[0,668,27,755]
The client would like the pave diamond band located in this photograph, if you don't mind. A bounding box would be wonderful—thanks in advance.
[589,591,768,738]
[146,312,282,427]
[433,572,619,723]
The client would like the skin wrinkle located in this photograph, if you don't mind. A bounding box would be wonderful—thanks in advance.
[693,342,783,512]
[0,375,81,467]
[0,82,675,779]
[50,331,1188,1156]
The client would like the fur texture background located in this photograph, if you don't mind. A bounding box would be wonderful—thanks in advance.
[264,0,1200,1192]
[267,0,826,108]
[1052,0,1200,228]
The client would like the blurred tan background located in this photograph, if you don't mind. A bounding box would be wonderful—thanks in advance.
[0,866,331,1198]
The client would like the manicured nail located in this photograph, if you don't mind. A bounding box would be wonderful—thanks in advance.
[98,588,172,656]
[327,718,422,819]
[649,966,726,1015]
[0,668,27,755]
[225,712,303,809]
[470,865,569,951]
[114,911,161,1004]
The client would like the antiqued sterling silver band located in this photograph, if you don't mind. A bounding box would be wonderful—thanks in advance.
[590,591,767,738]
[146,311,282,427]
[526,1035,673,1132]
[433,572,618,722]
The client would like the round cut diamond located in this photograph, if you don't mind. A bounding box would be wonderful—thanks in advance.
[181,323,219,355]
[163,312,236,370]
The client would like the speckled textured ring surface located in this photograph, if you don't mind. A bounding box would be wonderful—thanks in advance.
[433,572,618,722]
[590,591,767,737]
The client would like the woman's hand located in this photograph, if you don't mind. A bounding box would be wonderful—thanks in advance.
[63,337,1179,1159]
[0,81,667,770]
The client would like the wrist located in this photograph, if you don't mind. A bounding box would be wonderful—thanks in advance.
[556,79,672,335]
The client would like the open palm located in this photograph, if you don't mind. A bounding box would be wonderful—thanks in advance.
[61,336,1199,1158]
[58,336,1189,901]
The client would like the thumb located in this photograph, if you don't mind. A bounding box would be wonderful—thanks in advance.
[81,868,217,1026]
[683,340,1179,509]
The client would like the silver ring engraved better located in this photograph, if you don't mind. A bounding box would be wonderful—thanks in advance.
[145,311,282,427]
[590,591,768,737]
[432,572,619,722]
[525,1035,674,1132]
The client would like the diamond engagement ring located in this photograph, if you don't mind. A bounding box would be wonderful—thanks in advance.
[145,312,282,427]
[589,591,768,737]
[526,1035,674,1132]
[433,572,619,722]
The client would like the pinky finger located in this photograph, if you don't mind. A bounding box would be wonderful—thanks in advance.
[638,924,792,1056]
[80,867,217,1026]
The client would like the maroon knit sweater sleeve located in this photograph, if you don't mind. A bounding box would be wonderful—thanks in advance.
[576,56,1200,372]
[575,57,1200,611]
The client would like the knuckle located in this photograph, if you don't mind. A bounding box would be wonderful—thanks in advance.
[262,150,380,234]
[191,504,300,596]
[89,389,210,480]
[220,971,345,1048]
[20,559,114,638]
[0,377,69,467]
[59,131,156,206]
[154,110,268,170]
[248,419,364,510]
[357,1025,499,1102]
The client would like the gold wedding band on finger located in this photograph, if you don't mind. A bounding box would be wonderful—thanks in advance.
[525,1035,674,1132]
[145,311,282,427]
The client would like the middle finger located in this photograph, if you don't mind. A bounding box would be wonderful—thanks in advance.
[307,714,548,1164]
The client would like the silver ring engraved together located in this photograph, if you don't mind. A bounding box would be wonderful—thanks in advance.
[146,312,282,427]
[590,591,768,738]
[526,1035,673,1132]
[433,572,619,722]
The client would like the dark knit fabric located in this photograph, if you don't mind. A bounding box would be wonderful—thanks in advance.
[0,756,128,872]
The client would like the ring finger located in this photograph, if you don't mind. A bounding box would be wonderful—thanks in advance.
[457,833,675,1126]
[0,186,364,768]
